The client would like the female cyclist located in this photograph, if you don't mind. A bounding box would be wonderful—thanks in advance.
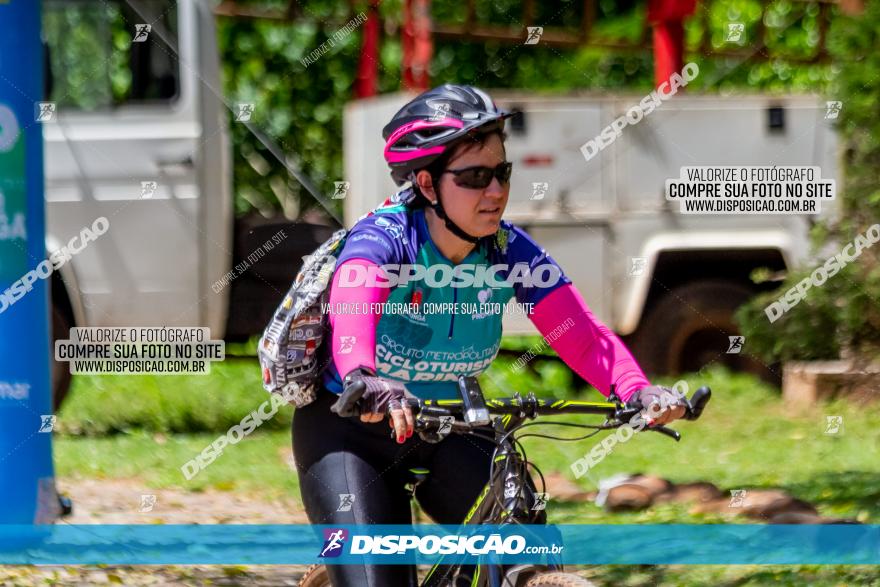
[292,84,687,586]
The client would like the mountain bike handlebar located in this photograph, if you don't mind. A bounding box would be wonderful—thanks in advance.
[400,386,711,441]
[336,371,712,443]
[406,386,711,419]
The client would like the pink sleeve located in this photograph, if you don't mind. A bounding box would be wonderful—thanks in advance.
[327,258,390,379]
[529,284,650,402]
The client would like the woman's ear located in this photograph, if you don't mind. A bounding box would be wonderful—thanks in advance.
[415,170,437,205]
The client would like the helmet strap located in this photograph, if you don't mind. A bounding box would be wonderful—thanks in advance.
[430,192,481,244]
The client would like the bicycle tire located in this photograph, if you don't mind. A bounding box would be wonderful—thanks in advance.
[297,564,331,587]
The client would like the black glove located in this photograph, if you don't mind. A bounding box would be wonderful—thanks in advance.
[626,385,687,423]
[331,368,409,417]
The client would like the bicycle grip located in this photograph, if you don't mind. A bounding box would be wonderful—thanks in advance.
[684,386,711,421]
[330,380,366,417]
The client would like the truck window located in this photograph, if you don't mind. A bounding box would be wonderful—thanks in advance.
[42,0,179,110]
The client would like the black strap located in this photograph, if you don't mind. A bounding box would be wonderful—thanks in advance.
[430,195,481,244]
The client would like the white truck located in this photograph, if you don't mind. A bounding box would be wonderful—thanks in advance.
[41,0,336,408]
[344,92,839,380]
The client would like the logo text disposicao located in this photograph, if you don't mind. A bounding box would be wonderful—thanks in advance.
[350,534,527,555]
[336,263,562,289]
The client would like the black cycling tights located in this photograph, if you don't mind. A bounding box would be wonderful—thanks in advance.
[293,388,505,587]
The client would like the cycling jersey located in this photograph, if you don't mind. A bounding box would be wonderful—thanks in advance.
[322,199,651,402]
[322,201,570,399]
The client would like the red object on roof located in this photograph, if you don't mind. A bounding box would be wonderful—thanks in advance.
[648,0,698,89]
[402,0,432,92]
[355,0,380,98]
[521,154,555,167]
[648,0,697,21]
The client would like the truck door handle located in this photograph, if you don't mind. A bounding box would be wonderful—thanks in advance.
[155,155,194,171]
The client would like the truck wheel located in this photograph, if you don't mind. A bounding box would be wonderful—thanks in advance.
[525,572,595,586]
[629,280,776,381]
[51,303,73,412]
[297,564,330,587]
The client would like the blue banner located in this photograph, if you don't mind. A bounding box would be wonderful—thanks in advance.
[0,525,877,565]
[0,0,57,523]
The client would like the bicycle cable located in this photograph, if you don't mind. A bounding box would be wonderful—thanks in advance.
[486,419,616,527]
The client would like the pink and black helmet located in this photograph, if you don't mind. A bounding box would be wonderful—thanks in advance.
[382,84,511,186]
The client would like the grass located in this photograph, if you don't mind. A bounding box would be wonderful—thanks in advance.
[55,429,299,497]
[53,357,880,584]
[57,358,293,436]
[581,565,880,586]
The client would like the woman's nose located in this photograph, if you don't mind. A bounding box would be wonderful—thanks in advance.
[484,176,506,198]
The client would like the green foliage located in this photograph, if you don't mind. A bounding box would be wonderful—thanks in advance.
[43,1,180,108]
[736,0,880,363]
[43,3,126,109]
[736,282,840,364]
[219,13,362,220]
[684,0,833,92]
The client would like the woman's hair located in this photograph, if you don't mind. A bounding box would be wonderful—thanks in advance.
[408,129,508,207]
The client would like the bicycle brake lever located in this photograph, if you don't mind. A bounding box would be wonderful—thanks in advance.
[615,407,642,423]
[648,424,681,441]
[414,419,444,443]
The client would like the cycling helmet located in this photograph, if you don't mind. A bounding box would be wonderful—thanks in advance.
[382,84,511,243]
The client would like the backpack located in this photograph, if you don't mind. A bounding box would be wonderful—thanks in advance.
[258,228,348,407]
[259,188,417,406]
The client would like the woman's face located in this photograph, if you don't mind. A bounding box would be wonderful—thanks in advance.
[428,133,510,238]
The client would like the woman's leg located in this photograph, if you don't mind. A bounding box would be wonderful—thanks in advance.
[414,432,497,524]
[293,390,418,587]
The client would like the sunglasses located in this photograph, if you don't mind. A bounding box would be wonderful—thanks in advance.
[441,162,513,189]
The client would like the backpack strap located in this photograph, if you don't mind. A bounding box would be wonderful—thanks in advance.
[257,228,348,406]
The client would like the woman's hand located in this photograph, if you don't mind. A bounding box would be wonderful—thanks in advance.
[332,369,414,443]
[626,385,687,425]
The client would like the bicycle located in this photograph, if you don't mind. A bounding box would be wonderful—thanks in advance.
[298,376,711,586]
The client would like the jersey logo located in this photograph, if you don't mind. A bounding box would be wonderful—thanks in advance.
[495,228,509,254]
[375,216,409,244]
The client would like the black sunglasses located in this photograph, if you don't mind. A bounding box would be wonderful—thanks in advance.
[441,162,513,189]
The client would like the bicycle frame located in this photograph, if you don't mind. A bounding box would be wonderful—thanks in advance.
[419,396,621,587]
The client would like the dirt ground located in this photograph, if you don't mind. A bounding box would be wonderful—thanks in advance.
[0,478,314,587]
[55,478,309,525]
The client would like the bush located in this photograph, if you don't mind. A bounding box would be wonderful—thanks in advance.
[736,0,880,364]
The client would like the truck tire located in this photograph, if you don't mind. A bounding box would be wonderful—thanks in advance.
[51,303,73,412]
[629,280,776,381]
[525,572,595,586]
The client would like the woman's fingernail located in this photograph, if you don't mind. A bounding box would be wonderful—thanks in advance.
[398,435,404,443]
[407,430,413,438]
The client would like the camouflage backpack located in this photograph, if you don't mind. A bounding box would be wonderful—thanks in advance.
[258,229,347,407]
